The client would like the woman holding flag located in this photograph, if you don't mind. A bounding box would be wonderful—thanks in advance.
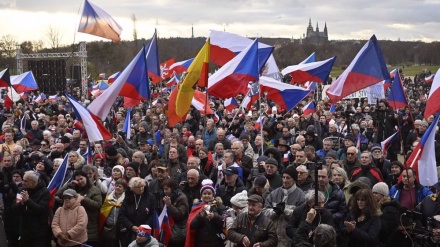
[187,179,226,247]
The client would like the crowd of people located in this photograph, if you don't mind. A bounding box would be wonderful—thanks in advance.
[1,69,440,247]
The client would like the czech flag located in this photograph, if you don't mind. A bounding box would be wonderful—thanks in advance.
[0,68,12,87]
[165,71,180,88]
[208,30,278,75]
[425,74,435,83]
[10,71,38,93]
[88,31,157,120]
[281,56,336,84]
[122,108,131,140]
[424,69,440,119]
[304,81,318,91]
[47,154,69,208]
[66,92,112,142]
[146,30,161,80]
[326,35,390,103]
[169,58,194,75]
[152,211,160,240]
[387,70,408,110]
[389,68,397,78]
[78,0,122,42]
[98,73,106,79]
[49,95,59,101]
[34,93,46,103]
[254,116,265,130]
[259,76,310,111]
[191,90,214,115]
[302,101,315,116]
[208,39,264,99]
[300,52,316,64]
[176,39,210,117]
[403,112,440,186]
[329,104,336,113]
[380,132,398,156]
[224,97,239,111]
[107,71,120,83]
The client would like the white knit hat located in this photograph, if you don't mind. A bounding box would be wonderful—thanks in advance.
[372,182,389,197]
[230,190,248,208]
[113,165,125,175]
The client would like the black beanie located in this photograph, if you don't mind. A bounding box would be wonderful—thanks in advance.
[283,166,298,181]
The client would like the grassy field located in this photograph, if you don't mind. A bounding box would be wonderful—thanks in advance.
[330,65,439,78]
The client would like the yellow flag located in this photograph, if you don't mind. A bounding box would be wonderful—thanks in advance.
[175,39,210,118]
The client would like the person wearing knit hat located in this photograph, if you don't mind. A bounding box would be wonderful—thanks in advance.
[113,165,125,176]
[372,182,389,197]
[283,166,298,181]
[126,162,140,181]
[230,190,248,209]
[253,175,267,188]
[105,146,118,157]
[344,133,356,144]
[129,224,160,247]
[200,179,216,201]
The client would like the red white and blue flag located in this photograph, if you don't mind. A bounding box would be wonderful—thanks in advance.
[424,69,440,119]
[66,92,112,142]
[304,81,318,91]
[224,97,239,111]
[122,108,131,140]
[78,0,122,42]
[302,101,315,116]
[326,35,390,103]
[259,76,310,111]
[208,39,266,99]
[157,205,174,245]
[389,68,397,78]
[34,93,46,103]
[329,104,336,113]
[425,74,435,83]
[381,132,398,156]
[300,52,316,64]
[107,71,120,83]
[150,58,175,84]
[47,154,69,208]
[254,116,264,130]
[169,58,194,75]
[0,68,11,87]
[49,95,59,101]
[98,73,106,79]
[281,56,336,84]
[404,112,440,186]
[387,69,408,110]
[10,71,38,93]
[165,71,181,88]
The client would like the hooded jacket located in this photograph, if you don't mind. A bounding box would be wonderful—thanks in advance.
[52,197,88,246]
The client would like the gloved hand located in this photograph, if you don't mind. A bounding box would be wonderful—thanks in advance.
[276,202,286,213]
[273,206,283,215]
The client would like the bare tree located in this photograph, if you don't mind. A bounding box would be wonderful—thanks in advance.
[46,25,63,49]
[0,34,17,59]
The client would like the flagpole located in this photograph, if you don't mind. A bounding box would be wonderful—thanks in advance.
[258,81,264,154]
[388,72,405,156]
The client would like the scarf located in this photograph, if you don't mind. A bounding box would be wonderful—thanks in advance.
[99,190,125,230]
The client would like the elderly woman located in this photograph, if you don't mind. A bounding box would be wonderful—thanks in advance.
[187,179,226,247]
[52,189,88,247]
[162,178,188,247]
[343,189,382,247]
[332,167,351,204]
[118,177,156,247]
[100,179,127,247]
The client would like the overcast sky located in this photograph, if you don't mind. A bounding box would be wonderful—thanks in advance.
[1,0,439,45]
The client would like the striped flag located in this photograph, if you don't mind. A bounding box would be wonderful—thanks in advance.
[122,108,131,140]
[381,132,398,156]
[47,154,69,208]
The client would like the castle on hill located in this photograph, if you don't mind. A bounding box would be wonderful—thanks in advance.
[302,18,328,45]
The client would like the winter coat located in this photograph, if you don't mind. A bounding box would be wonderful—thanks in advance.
[118,188,156,247]
[128,237,160,247]
[286,203,335,244]
[389,182,433,209]
[52,197,88,246]
[324,181,348,232]
[216,178,246,208]
[190,200,226,247]
[167,190,189,244]
[57,183,103,243]
[264,184,306,247]
[378,197,401,246]
[343,212,381,247]
[263,172,283,190]
[228,212,278,247]
[350,163,384,186]
[12,179,50,243]
[296,176,314,192]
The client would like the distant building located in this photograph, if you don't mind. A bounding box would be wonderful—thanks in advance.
[303,18,328,45]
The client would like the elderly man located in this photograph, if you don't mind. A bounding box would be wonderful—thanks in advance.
[26,120,44,141]
[263,158,283,190]
[177,156,207,184]
[12,171,50,247]
[264,166,305,247]
[208,128,232,151]
[186,135,197,157]
[228,194,278,247]
[166,147,186,181]
[350,151,384,186]
[296,165,314,192]
[149,164,170,211]
[341,146,361,176]
[371,144,391,179]
[336,134,356,161]
[216,167,246,208]
[202,119,217,148]
[181,169,203,209]
[231,141,253,181]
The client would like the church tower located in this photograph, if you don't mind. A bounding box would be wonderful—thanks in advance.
[316,22,319,32]
[324,22,328,37]
[306,18,313,37]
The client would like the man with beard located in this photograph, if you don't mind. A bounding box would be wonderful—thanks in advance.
[371,144,391,179]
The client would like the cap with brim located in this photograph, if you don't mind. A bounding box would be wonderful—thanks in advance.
[223,166,238,175]
[247,194,263,204]
[157,164,168,170]
[63,189,78,198]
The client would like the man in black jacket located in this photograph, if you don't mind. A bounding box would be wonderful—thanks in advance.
[216,167,246,208]
[12,171,50,247]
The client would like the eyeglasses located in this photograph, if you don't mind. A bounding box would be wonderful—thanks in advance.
[347,153,356,156]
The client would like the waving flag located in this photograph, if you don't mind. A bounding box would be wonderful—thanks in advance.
[326,35,389,103]
[254,116,265,130]
[192,90,214,115]
[98,73,106,79]
[329,104,336,113]
[209,30,277,75]
[304,81,318,91]
[208,39,263,99]
[78,0,122,42]
[47,154,69,208]
[302,101,315,116]
[300,52,316,64]
[165,71,181,88]
[176,39,210,117]
[404,112,440,186]
[389,68,397,78]
[91,80,110,96]
[49,95,59,101]
[152,211,160,240]
[165,87,186,127]
[88,35,153,120]
[424,69,440,119]
[107,71,120,83]
[10,71,38,93]
[425,74,435,83]
[259,76,310,111]
[146,30,161,80]
[281,56,336,84]
[67,92,112,142]
[150,58,175,84]
[383,79,392,90]
[122,108,131,140]
[157,205,174,245]
[381,132,398,156]
[387,69,408,110]
[0,68,11,87]
[34,93,46,103]
[224,97,239,111]
[169,58,194,75]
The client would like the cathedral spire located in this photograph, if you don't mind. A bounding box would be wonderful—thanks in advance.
[316,22,319,32]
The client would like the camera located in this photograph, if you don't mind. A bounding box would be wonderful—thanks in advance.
[401,210,422,226]
[306,162,323,171]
